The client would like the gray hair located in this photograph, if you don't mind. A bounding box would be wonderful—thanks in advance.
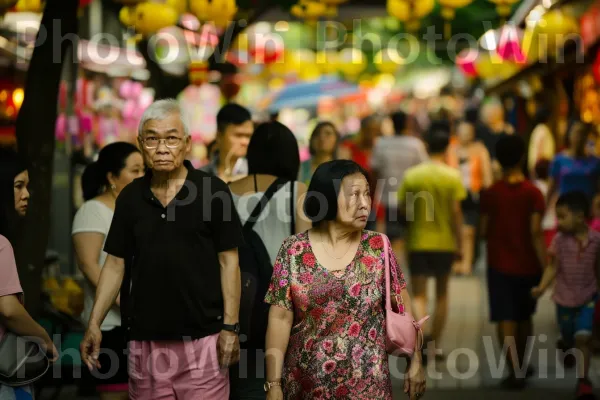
[138,98,190,137]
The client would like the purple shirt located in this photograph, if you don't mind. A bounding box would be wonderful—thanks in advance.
[550,229,600,307]
[0,235,23,342]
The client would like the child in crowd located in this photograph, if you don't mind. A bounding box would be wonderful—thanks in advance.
[533,159,558,248]
[480,135,546,389]
[532,191,600,400]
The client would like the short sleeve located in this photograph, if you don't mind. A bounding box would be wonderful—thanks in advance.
[72,201,109,236]
[264,238,294,311]
[206,177,244,252]
[385,235,406,295]
[397,173,410,203]
[104,189,131,259]
[0,236,23,298]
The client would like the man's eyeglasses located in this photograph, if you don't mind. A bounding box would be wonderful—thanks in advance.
[141,136,183,149]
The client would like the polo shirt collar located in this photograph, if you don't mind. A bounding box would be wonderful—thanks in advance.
[142,160,196,205]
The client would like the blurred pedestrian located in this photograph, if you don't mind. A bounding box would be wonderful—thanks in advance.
[532,191,600,399]
[0,148,58,400]
[228,121,311,399]
[372,110,428,263]
[532,159,558,248]
[72,142,144,400]
[398,128,466,360]
[202,103,254,183]
[528,105,555,180]
[298,122,339,185]
[80,99,245,400]
[479,100,514,180]
[264,160,425,400]
[447,120,493,275]
[480,135,546,390]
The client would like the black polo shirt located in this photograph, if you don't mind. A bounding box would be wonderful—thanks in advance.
[104,160,244,341]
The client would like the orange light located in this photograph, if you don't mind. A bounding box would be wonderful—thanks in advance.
[0,90,7,102]
[12,89,24,109]
[6,106,15,117]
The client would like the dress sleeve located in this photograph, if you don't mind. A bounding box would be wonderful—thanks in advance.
[0,237,23,298]
[385,235,406,295]
[264,238,294,311]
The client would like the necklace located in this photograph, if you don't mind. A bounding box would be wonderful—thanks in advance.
[319,231,353,260]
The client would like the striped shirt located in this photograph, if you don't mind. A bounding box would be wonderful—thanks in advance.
[550,229,600,307]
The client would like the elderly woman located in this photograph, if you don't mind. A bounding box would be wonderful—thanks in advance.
[264,160,425,400]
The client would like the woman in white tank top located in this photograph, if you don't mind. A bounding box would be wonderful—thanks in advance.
[228,121,312,400]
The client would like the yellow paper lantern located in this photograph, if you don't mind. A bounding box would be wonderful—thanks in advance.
[439,0,474,38]
[299,64,322,81]
[338,48,367,78]
[387,0,435,24]
[189,0,237,28]
[291,0,336,20]
[268,50,301,76]
[316,51,339,74]
[488,0,519,20]
[374,49,404,74]
[475,52,504,80]
[533,10,579,58]
[119,2,181,36]
[14,0,42,12]
[521,26,540,63]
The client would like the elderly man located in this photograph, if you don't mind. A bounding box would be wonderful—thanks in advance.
[81,99,244,399]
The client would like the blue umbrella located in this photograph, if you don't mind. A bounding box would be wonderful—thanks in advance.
[266,77,361,113]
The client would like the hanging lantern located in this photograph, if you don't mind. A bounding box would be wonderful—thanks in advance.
[337,48,367,79]
[456,48,478,78]
[298,64,322,82]
[488,0,519,24]
[316,51,339,74]
[291,0,336,21]
[593,51,600,85]
[532,10,579,58]
[374,48,404,74]
[189,60,209,86]
[439,0,474,39]
[387,0,434,32]
[190,0,237,29]
[13,0,43,13]
[119,2,182,36]
[475,52,503,80]
[496,25,527,64]
[521,25,540,63]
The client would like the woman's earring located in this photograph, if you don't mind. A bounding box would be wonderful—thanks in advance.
[111,184,117,191]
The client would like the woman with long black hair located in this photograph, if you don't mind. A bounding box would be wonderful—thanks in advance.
[72,142,143,400]
[0,148,58,400]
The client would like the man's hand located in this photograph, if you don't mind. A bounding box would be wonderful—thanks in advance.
[217,330,240,368]
[80,324,102,371]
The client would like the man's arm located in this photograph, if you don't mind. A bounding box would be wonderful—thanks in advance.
[88,255,125,328]
[531,212,547,270]
[452,201,464,256]
[218,248,241,325]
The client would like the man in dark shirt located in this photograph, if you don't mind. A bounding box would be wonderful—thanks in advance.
[81,99,244,399]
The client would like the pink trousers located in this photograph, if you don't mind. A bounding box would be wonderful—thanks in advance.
[128,333,229,400]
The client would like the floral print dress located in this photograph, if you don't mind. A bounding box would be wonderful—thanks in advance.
[264,230,406,399]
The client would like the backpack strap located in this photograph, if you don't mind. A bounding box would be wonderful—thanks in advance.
[244,177,289,230]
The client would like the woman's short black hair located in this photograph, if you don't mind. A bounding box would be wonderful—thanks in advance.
[308,121,339,157]
[0,147,27,241]
[247,121,300,182]
[304,160,369,227]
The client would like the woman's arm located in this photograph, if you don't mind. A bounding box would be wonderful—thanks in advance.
[73,232,105,289]
[265,306,294,385]
[294,182,312,234]
[480,145,494,188]
[0,295,56,359]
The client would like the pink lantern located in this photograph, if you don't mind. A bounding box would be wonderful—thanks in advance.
[130,82,143,98]
[119,80,133,99]
[496,25,527,64]
[456,48,478,78]
[123,100,136,120]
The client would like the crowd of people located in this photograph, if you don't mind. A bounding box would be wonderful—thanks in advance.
[0,96,600,400]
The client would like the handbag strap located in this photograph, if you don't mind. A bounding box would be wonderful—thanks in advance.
[383,234,393,311]
[244,177,289,230]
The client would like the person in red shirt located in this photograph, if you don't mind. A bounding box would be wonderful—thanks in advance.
[480,135,547,390]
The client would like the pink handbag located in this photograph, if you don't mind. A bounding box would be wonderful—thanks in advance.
[382,235,429,357]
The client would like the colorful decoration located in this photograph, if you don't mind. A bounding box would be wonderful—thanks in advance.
[316,51,339,75]
[496,25,527,64]
[189,0,238,29]
[374,48,404,74]
[291,0,336,21]
[439,0,474,39]
[487,0,519,23]
[456,48,478,78]
[14,0,42,12]
[532,10,579,58]
[387,0,435,32]
[593,50,600,85]
[119,1,183,36]
[189,60,209,85]
[475,52,502,80]
[249,34,284,64]
[337,48,367,79]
